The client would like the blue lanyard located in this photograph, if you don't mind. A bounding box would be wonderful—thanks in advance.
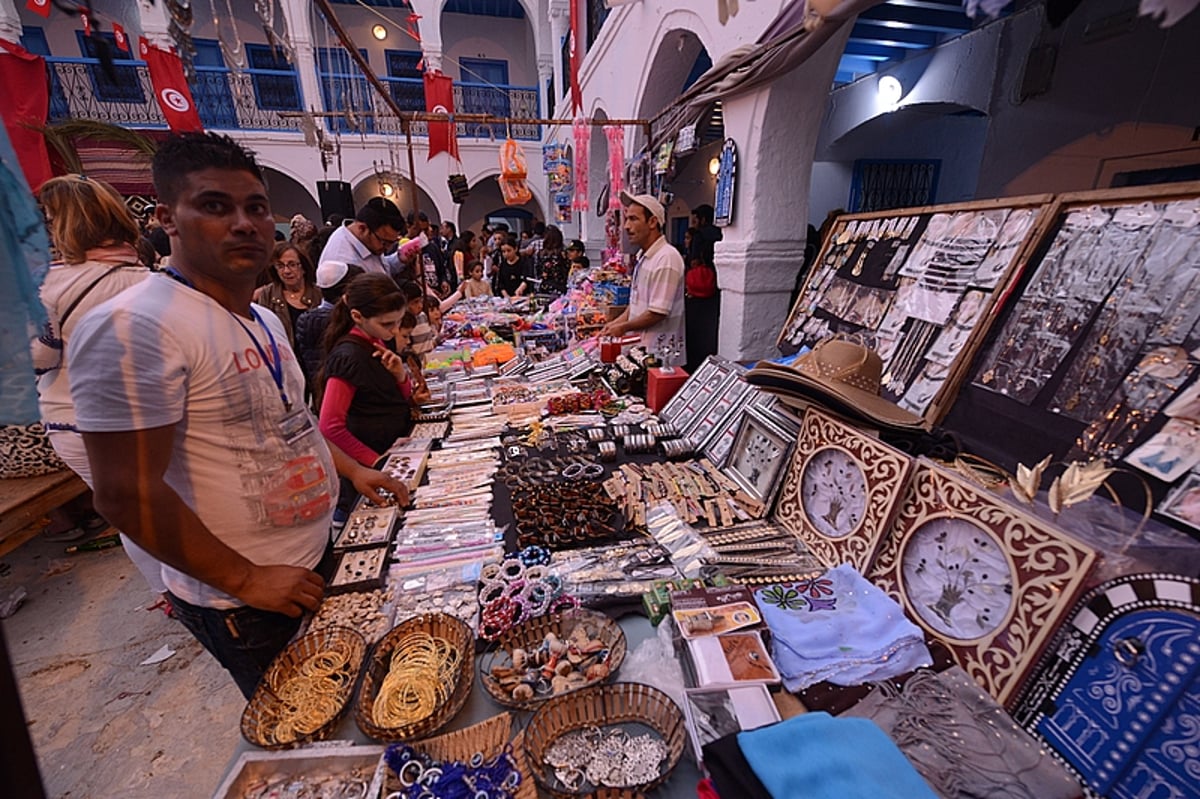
[162,267,291,412]
[231,309,290,412]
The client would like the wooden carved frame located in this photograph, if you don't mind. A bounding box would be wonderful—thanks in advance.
[868,459,1098,708]
[774,407,911,573]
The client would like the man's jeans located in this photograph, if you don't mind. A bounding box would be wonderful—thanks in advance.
[168,593,302,699]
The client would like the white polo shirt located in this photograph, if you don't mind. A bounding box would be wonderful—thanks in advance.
[628,235,686,366]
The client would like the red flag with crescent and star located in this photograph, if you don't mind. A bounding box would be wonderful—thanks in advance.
[25,0,50,19]
[569,0,582,114]
[0,39,52,188]
[423,70,459,161]
[112,23,130,52]
[139,37,203,132]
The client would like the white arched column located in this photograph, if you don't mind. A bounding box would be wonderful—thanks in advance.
[714,24,852,361]
[279,0,325,114]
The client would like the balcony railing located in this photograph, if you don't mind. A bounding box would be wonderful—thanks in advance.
[323,72,540,141]
[44,57,302,132]
[42,55,539,141]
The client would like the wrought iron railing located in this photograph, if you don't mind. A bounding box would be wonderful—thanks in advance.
[325,73,540,141]
[44,57,302,131]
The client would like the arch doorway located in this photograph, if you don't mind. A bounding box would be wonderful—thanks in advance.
[262,167,320,223]
[351,173,440,223]
[456,174,543,234]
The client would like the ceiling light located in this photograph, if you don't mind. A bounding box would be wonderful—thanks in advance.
[708,157,721,176]
[381,183,394,197]
[878,75,903,107]
[372,24,387,41]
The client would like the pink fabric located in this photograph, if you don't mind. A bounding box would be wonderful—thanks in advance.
[605,125,625,210]
[573,117,589,211]
[318,377,379,466]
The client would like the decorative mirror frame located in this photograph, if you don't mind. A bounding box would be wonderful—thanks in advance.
[722,407,796,512]
[868,459,1098,708]
[774,407,911,573]
[661,355,737,425]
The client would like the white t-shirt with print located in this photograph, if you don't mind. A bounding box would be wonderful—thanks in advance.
[69,274,338,609]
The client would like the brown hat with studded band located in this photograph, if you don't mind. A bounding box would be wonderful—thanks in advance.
[747,338,926,430]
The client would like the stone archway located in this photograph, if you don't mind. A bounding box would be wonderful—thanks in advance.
[351,173,439,222]
[455,173,543,234]
[261,167,320,223]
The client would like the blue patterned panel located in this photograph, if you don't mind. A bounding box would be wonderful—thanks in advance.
[1112,667,1200,799]
[1035,610,1200,796]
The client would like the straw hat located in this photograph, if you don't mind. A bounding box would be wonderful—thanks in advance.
[748,338,926,430]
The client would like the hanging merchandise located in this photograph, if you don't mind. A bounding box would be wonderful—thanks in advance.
[498,138,532,206]
[448,174,469,204]
[253,0,295,64]
[424,70,460,161]
[572,117,589,212]
[163,0,197,82]
[605,125,626,212]
[543,142,573,223]
[211,0,247,70]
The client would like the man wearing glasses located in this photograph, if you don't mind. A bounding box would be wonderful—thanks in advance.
[319,196,405,276]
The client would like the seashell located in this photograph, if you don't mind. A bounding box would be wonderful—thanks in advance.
[512,683,534,701]
[555,660,573,677]
[511,648,528,669]
[585,663,610,681]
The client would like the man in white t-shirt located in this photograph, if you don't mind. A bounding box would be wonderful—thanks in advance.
[69,133,407,698]
[601,192,687,366]
[318,196,405,276]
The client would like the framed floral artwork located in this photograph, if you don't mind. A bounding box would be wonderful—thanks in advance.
[774,407,911,574]
[868,459,1098,708]
[723,408,795,511]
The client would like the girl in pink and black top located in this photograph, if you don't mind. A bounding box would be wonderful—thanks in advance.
[318,274,416,486]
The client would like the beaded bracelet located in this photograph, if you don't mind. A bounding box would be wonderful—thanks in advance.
[519,545,551,567]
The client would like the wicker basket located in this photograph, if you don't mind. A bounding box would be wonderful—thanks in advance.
[479,608,627,710]
[524,682,687,797]
[240,626,367,750]
[355,612,474,741]
[377,714,536,799]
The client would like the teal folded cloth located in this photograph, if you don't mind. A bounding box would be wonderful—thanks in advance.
[737,711,940,799]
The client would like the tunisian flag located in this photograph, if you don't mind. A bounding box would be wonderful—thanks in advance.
[423,70,459,161]
[569,0,582,115]
[0,40,53,189]
[138,37,203,132]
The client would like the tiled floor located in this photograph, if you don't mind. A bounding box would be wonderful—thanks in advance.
[2,531,243,798]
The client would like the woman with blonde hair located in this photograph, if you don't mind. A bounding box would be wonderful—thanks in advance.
[31,174,167,604]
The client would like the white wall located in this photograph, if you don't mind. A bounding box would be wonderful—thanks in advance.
[443,13,536,86]
[807,161,853,227]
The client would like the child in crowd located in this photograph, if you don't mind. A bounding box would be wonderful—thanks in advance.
[424,296,445,346]
[318,274,416,513]
[461,259,493,299]
[405,281,437,363]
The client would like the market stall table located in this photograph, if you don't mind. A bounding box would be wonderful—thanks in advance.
[215,612,703,799]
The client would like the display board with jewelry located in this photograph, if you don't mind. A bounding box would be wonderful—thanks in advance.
[968,184,1200,531]
[778,196,1053,424]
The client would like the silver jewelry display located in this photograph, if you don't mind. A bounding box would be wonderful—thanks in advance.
[543,726,669,791]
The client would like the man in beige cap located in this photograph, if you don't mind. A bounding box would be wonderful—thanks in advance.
[602,191,686,366]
